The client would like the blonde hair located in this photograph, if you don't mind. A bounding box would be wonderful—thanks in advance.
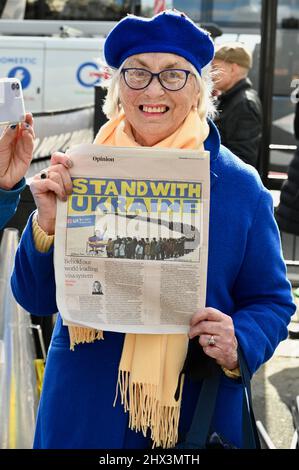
[101,59,217,121]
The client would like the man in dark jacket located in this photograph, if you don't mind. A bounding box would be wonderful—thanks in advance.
[213,42,262,168]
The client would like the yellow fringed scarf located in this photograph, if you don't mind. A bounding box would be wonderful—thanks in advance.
[68,109,209,448]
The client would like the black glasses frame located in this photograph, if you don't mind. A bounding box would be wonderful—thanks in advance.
[121,68,193,91]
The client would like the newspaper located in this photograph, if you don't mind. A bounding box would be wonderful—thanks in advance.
[54,144,210,334]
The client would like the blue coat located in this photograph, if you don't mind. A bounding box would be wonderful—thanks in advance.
[11,122,295,449]
[0,178,26,229]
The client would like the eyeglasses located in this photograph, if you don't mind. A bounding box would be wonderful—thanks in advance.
[121,68,194,91]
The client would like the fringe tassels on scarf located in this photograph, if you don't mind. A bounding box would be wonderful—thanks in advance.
[68,325,103,350]
[68,329,187,447]
[113,370,184,448]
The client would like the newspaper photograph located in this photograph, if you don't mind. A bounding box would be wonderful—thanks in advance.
[54,144,210,334]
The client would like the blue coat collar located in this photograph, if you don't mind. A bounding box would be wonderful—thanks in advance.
[204,119,220,186]
[204,119,220,162]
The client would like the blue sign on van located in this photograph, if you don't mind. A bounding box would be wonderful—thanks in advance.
[76,62,100,87]
[8,66,31,89]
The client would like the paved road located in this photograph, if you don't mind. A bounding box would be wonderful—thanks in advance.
[250,190,299,449]
[252,315,299,449]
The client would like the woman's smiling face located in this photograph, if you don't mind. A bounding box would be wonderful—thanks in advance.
[119,53,199,146]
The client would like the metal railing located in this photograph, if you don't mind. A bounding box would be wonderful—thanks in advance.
[0,228,38,449]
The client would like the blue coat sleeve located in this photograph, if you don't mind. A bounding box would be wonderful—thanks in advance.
[0,178,26,229]
[232,188,295,375]
[11,212,58,316]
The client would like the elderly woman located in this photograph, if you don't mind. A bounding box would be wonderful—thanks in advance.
[11,11,294,449]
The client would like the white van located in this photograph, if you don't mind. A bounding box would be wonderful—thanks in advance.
[0,33,106,158]
[0,0,116,159]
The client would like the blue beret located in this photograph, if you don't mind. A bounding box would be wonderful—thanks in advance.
[104,10,214,75]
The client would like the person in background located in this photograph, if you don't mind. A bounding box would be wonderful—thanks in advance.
[0,113,35,229]
[11,11,294,449]
[275,101,299,338]
[212,42,262,168]
[276,102,299,236]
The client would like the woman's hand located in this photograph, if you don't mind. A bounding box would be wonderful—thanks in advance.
[0,113,35,190]
[30,152,73,235]
[189,307,238,370]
